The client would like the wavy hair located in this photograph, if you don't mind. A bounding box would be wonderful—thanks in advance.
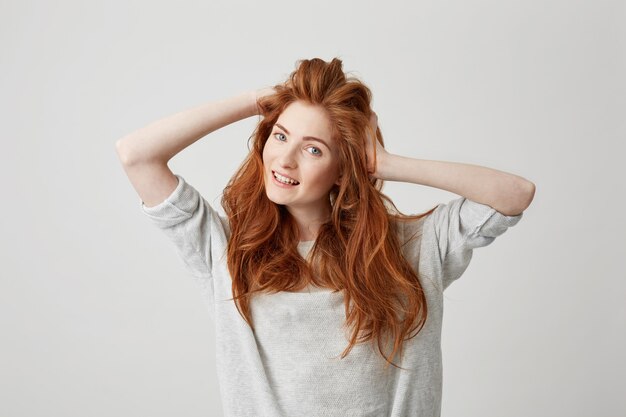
[221,57,437,370]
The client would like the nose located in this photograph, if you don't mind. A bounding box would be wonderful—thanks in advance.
[278,145,298,169]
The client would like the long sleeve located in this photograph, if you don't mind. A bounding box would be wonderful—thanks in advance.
[140,174,229,283]
[427,197,523,290]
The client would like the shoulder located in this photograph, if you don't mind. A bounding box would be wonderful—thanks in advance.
[392,213,430,262]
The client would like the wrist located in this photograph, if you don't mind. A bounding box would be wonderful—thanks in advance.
[254,87,276,115]
[247,90,260,116]
[376,151,396,181]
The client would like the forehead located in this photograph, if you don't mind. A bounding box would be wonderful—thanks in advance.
[276,101,334,144]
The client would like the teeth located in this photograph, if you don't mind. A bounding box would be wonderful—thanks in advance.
[273,171,299,185]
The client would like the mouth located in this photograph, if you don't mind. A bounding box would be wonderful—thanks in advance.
[272,170,300,186]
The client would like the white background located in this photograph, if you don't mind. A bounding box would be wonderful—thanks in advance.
[2,0,624,416]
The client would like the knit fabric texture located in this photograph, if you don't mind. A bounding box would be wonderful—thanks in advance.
[140,174,523,417]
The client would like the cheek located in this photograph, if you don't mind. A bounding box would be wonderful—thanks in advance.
[263,139,280,159]
[310,163,340,188]
[326,160,341,180]
[262,143,271,164]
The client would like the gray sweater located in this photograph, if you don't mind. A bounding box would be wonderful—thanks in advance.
[140,174,523,417]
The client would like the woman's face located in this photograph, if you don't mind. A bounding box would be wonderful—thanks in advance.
[262,100,342,216]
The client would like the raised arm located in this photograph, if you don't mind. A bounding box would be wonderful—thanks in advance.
[115,88,273,207]
[365,113,536,216]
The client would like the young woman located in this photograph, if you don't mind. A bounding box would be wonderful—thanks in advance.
[116,57,535,417]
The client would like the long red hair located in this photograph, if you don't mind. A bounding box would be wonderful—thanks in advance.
[221,57,436,370]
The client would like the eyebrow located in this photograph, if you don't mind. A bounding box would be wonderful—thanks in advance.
[274,123,331,149]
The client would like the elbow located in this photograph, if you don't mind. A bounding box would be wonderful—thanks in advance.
[524,180,536,206]
[115,138,143,166]
[509,179,536,215]
[115,137,170,166]
[115,139,131,165]
[519,179,536,210]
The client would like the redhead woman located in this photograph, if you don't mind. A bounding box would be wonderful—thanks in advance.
[116,57,535,417]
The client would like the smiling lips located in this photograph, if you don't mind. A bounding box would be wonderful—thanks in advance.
[272,170,300,185]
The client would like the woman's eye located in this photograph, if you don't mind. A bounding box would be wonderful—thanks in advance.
[274,132,286,141]
[308,147,321,156]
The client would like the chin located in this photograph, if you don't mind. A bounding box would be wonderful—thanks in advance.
[264,189,285,206]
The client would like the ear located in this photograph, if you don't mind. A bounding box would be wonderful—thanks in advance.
[334,173,343,186]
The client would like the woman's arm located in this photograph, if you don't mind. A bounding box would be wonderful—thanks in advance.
[378,154,535,216]
[116,90,267,165]
[115,88,274,207]
[366,113,535,216]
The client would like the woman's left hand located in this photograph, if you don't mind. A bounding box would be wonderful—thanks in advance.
[365,111,389,180]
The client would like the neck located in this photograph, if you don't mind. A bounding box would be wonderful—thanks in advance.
[285,204,331,242]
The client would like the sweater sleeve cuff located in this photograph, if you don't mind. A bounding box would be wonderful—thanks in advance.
[461,198,523,239]
[140,175,200,225]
